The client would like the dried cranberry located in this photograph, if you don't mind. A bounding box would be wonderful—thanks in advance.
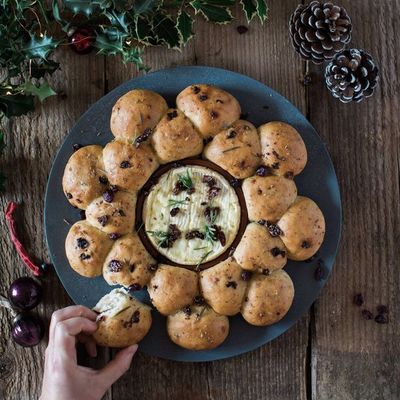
[256,166,269,177]
[80,253,91,261]
[169,224,181,242]
[215,227,226,246]
[301,241,311,249]
[374,314,389,324]
[109,233,120,240]
[193,296,204,305]
[97,215,108,227]
[237,25,248,34]
[173,180,185,195]
[353,293,364,307]
[103,190,114,203]
[210,111,219,119]
[131,310,140,323]
[76,238,89,249]
[192,86,201,94]
[128,283,141,291]
[266,222,283,237]
[230,178,240,188]
[170,207,180,217]
[377,305,388,314]
[183,305,192,316]
[262,268,270,275]
[166,110,178,120]
[199,94,208,101]
[99,175,108,185]
[226,281,237,289]
[271,247,286,257]
[208,186,221,200]
[241,270,252,281]
[134,128,152,147]
[147,264,158,272]
[202,175,216,187]
[361,309,373,320]
[204,206,220,223]
[186,187,196,195]
[108,259,122,273]
[120,160,131,169]
[185,230,205,240]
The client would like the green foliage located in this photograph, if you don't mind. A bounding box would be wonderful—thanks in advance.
[0,0,269,121]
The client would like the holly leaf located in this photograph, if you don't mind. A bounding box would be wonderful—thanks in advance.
[105,10,129,32]
[134,0,159,15]
[190,0,233,24]
[0,93,35,118]
[134,16,156,45]
[95,27,126,55]
[176,10,194,45]
[31,59,60,79]
[240,0,257,23]
[63,0,99,16]
[22,81,57,103]
[152,13,180,49]
[23,34,59,60]
[201,0,235,5]
[255,0,268,23]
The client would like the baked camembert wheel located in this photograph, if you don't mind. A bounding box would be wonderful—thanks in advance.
[62,84,326,351]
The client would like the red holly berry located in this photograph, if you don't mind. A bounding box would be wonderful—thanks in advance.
[70,28,95,55]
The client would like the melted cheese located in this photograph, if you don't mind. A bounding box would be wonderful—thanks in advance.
[143,166,240,265]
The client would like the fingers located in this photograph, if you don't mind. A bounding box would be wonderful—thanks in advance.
[77,333,98,358]
[49,306,97,344]
[97,345,138,388]
[54,317,98,360]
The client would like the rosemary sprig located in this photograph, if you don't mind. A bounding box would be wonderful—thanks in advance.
[222,146,241,154]
[204,224,217,243]
[177,170,193,190]
[193,246,209,251]
[168,198,188,207]
[147,230,170,248]
[196,250,213,271]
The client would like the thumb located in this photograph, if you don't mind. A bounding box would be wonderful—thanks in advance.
[98,344,138,387]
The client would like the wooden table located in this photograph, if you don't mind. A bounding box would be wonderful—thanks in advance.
[1,1,399,399]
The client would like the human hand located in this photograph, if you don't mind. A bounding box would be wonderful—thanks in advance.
[40,305,137,400]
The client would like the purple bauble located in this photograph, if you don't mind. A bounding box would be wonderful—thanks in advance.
[12,314,44,347]
[8,277,42,311]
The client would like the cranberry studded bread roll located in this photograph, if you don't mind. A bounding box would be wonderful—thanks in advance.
[93,288,152,348]
[65,221,113,278]
[203,120,261,179]
[62,84,327,350]
[242,175,297,222]
[199,258,247,316]
[167,305,229,350]
[110,89,168,142]
[62,145,105,209]
[147,265,199,316]
[241,269,294,326]
[259,121,307,178]
[176,84,241,138]
[151,108,204,163]
[233,222,287,273]
[277,196,326,261]
[103,141,158,192]
[103,233,156,289]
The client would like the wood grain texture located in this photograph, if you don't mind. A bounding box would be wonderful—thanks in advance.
[308,1,400,399]
[0,50,110,400]
[107,1,309,400]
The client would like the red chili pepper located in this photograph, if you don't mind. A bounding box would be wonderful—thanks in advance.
[5,202,41,276]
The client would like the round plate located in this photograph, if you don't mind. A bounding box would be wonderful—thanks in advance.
[44,66,342,362]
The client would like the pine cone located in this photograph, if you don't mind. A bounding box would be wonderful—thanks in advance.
[325,49,379,103]
[289,1,352,64]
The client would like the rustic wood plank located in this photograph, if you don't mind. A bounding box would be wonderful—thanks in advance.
[0,49,108,400]
[308,1,400,399]
[107,1,309,399]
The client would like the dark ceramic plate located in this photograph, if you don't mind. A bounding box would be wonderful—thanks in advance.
[44,66,342,362]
